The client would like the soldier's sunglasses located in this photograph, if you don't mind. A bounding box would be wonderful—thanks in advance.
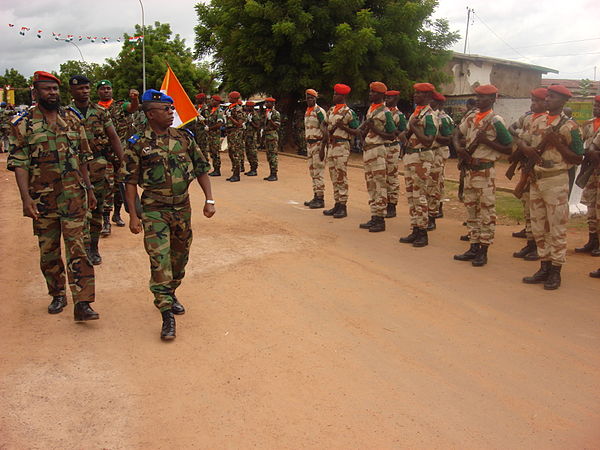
[147,105,175,111]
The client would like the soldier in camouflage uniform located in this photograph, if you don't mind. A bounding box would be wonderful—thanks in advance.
[243,101,260,176]
[263,97,281,181]
[521,85,584,289]
[206,95,224,177]
[293,107,307,156]
[427,91,454,229]
[120,89,215,340]
[68,75,124,266]
[358,82,397,232]
[575,95,600,255]
[303,89,327,209]
[323,84,359,219]
[399,83,439,248]
[383,89,407,219]
[1,102,17,152]
[509,87,548,261]
[96,80,139,235]
[225,91,245,182]
[193,93,210,161]
[7,71,99,321]
[588,131,600,278]
[453,84,513,267]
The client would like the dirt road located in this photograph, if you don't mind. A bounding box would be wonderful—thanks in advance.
[1,152,599,448]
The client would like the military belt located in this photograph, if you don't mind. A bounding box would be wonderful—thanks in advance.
[363,143,385,151]
[142,191,190,206]
[468,161,494,171]
[532,169,566,180]
[384,142,400,147]
[306,138,322,144]
[333,138,350,143]
[404,147,433,154]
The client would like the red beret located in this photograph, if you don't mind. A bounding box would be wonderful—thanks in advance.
[547,84,572,98]
[33,71,60,85]
[595,95,600,103]
[385,90,400,96]
[334,84,351,95]
[228,91,241,99]
[432,91,446,102]
[245,101,255,107]
[305,88,318,98]
[413,82,435,92]
[530,88,548,100]
[369,81,388,94]
[265,97,276,102]
[474,84,499,95]
[211,94,222,102]
[195,93,206,100]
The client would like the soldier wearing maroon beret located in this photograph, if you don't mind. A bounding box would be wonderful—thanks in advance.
[383,89,407,219]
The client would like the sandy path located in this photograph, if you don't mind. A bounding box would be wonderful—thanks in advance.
[0,152,599,449]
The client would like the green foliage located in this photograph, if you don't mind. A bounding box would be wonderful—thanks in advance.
[579,78,593,97]
[195,0,460,103]
[0,68,31,105]
[55,61,108,104]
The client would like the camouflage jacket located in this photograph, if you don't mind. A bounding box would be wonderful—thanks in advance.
[263,108,281,139]
[304,105,327,141]
[581,117,600,151]
[458,108,512,162]
[206,105,224,137]
[244,110,261,138]
[528,112,583,172]
[364,103,396,147]
[119,125,210,207]
[105,100,132,141]
[7,106,92,217]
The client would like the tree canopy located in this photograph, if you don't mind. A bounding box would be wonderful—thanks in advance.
[195,0,460,103]
[1,68,31,105]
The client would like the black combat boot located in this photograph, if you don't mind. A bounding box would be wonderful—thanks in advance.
[544,265,561,290]
[369,216,385,232]
[435,203,444,218]
[161,310,176,340]
[399,227,419,244]
[228,168,241,182]
[522,261,552,284]
[245,168,257,176]
[359,216,376,229]
[264,171,278,181]
[309,196,324,209]
[471,244,488,267]
[101,212,111,237]
[592,248,600,257]
[208,169,221,177]
[333,203,347,218]
[589,268,600,278]
[112,209,125,227]
[575,233,599,253]
[74,302,99,321]
[304,194,317,206]
[427,216,436,231]
[89,239,102,265]
[454,243,480,261]
[385,203,397,218]
[460,234,470,241]
[513,240,537,259]
[48,295,67,314]
[323,203,340,216]
[240,164,246,174]
[171,295,185,315]
[512,228,527,239]
[412,228,428,247]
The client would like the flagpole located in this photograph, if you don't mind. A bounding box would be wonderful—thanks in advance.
[138,0,146,92]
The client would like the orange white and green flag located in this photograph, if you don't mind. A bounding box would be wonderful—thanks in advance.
[160,65,198,128]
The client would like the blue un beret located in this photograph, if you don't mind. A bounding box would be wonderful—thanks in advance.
[141,89,173,104]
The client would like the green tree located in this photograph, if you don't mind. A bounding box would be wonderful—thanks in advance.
[56,60,108,104]
[194,0,459,103]
[579,78,593,97]
[0,68,31,105]
[105,22,217,101]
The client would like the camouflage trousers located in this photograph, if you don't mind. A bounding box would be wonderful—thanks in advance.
[384,143,401,205]
[207,132,221,171]
[464,167,496,245]
[403,152,433,229]
[142,203,192,311]
[86,177,110,243]
[196,131,209,162]
[265,136,279,173]
[327,141,350,204]
[307,141,325,196]
[581,172,598,234]
[103,161,123,214]
[227,129,244,173]
[363,144,388,216]
[521,187,533,240]
[33,214,95,303]
[243,132,259,171]
[427,148,447,216]
[530,171,569,265]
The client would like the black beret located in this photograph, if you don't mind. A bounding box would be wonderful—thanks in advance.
[69,75,91,86]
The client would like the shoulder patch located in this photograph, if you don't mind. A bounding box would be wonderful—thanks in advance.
[11,111,28,125]
[183,128,195,138]
[67,106,84,120]
[127,134,141,144]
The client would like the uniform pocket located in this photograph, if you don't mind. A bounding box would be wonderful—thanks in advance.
[141,153,167,186]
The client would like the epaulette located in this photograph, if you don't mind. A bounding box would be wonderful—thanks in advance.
[128,134,141,144]
[182,128,195,138]
[67,106,84,120]
[11,111,28,126]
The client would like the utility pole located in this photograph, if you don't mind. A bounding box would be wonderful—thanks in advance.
[138,0,146,92]
[464,7,474,54]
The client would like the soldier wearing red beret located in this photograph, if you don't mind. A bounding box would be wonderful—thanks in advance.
[452,84,513,267]
[242,100,260,176]
[262,97,281,181]
[383,90,408,219]
[191,93,210,163]
[322,84,360,218]
[520,84,584,289]
[576,94,600,258]
[206,95,225,176]
[303,88,328,209]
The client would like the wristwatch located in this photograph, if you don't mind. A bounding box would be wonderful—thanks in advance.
[205,199,215,205]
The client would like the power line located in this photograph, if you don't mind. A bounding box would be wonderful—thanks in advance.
[472,11,532,63]
[515,37,600,49]
[523,51,600,58]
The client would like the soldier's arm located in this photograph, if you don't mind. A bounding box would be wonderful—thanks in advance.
[124,183,142,233]
[7,122,38,218]
[14,168,39,219]
[411,114,435,147]
[106,124,124,161]
[125,90,140,113]
[478,119,513,155]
